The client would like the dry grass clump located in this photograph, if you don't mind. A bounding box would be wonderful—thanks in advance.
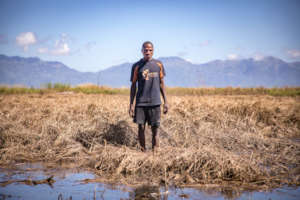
[74,120,137,149]
[0,93,299,190]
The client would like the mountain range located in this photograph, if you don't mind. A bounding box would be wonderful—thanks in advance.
[0,54,300,88]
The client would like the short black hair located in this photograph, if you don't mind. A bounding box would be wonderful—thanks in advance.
[142,41,153,49]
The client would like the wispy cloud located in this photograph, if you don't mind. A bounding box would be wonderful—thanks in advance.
[52,41,70,55]
[38,33,71,56]
[16,32,37,51]
[227,53,240,60]
[287,49,300,59]
[38,47,49,54]
[252,52,265,61]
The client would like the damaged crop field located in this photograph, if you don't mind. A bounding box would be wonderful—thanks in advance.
[0,92,300,191]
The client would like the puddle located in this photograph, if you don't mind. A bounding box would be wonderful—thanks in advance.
[0,163,299,200]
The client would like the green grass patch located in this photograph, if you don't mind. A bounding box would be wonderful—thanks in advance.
[0,84,300,96]
[166,87,300,96]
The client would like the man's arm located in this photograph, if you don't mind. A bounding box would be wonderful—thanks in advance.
[160,78,168,114]
[129,65,138,117]
[129,81,137,117]
[157,61,168,114]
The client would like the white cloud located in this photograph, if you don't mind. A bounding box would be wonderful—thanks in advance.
[185,58,193,63]
[287,49,300,59]
[38,33,71,56]
[227,54,240,60]
[38,47,49,54]
[253,53,265,61]
[16,32,37,51]
[52,41,70,55]
[51,33,70,55]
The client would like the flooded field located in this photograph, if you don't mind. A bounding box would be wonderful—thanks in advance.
[0,94,300,199]
[0,163,299,200]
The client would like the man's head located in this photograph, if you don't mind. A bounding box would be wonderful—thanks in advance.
[141,41,153,61]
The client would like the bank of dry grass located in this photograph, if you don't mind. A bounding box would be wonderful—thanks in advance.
[0,93,299,190]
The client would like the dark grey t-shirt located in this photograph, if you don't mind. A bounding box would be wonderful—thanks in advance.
[130,58,166,106]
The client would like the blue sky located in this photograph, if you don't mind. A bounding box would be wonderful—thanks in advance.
[0,0,300,72]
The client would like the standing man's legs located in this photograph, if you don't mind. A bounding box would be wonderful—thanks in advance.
[136,106,160,152]
[138,124,146,151]
[135,106,146,151]
[151,125,159,150]
[150,105,161,151]
[139,124,159,151]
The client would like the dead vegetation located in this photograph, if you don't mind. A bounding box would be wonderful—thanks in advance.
[0,176,55,187]
[0,93,299,190]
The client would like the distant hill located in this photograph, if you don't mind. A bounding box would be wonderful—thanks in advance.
[0,55,97,87]
[0,54,300,87]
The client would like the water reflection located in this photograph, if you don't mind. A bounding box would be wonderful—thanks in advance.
[57,193,73,200]
[129,185,169,200]
[0,164,299,200]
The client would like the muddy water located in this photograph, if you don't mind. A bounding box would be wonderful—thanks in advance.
[0,163,299,200]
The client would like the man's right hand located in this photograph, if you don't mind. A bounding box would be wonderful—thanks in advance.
[163,103,168,114]
[129,104,134,118]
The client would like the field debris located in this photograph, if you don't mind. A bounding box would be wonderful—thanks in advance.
[0,175,55,187]
[0,93,299,190]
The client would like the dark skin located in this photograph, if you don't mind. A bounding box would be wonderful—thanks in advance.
[129,43,168,151]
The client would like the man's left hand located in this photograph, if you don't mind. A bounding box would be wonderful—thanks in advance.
[129,104,134,118]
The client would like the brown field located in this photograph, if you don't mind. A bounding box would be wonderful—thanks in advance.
[0,93,299,190]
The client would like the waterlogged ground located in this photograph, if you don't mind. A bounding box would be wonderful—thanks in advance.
[1,94,300,199]
[1,94,300,189]
[0,163,299,200]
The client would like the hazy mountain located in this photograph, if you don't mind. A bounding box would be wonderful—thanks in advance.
[0,54,299,88]
[193,57,300,87]
[0,55,97,87]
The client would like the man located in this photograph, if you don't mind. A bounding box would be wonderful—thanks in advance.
[129,41,168,152]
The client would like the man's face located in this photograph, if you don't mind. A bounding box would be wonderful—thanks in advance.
[142,43,153,61]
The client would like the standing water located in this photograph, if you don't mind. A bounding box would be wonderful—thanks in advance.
[0,163,299,200]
